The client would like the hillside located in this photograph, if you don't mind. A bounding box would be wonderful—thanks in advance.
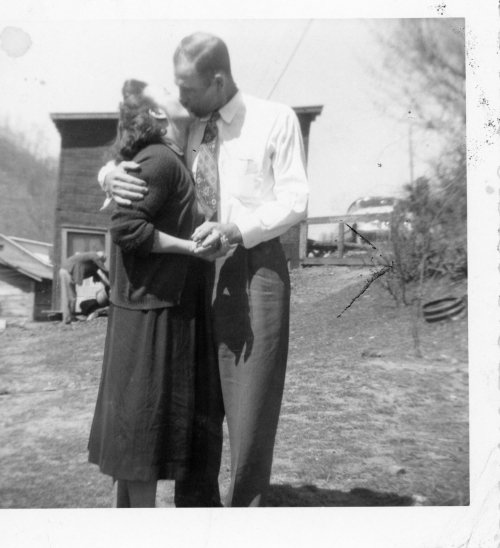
[0,126,58,244]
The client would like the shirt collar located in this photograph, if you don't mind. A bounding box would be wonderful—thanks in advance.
[219,90,242,124]
[164,140,184,156]
[199,90,243,125]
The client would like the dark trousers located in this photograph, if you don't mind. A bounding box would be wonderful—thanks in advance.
[175,240,290,507]
[174,259,224,507]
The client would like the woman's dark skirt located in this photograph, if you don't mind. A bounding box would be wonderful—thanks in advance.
[88,268,201,482]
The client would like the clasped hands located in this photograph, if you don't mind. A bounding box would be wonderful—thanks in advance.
[191,222,241,261]
[103,162,242,261]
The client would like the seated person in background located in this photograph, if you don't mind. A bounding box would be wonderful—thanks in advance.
[58,251,109,324]
[79,285,111,320]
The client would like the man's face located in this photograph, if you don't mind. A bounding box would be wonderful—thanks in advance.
[174,57,219,118]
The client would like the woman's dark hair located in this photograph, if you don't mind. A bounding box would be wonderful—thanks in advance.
[109,79,166,162]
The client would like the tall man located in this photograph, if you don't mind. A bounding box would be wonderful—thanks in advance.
[100,33,309,507]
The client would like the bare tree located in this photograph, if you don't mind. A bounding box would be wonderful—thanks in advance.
[366,19,467,355]
[369,19,465,140]
[0,120,58,242]
[366,18,466,221]
[368,18,466,256]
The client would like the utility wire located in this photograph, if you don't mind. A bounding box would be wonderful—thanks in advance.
[267,20,313,100]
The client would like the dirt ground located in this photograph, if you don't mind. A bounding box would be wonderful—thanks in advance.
[0,266,468,508]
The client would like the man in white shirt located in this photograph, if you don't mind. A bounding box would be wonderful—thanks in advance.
[100,32,309,507]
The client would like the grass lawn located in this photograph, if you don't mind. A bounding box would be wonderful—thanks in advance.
[0,266,468,508]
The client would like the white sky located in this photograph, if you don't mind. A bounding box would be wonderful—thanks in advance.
[0,18,443,219]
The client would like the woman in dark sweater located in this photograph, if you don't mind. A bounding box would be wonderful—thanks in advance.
[88,80,222,507]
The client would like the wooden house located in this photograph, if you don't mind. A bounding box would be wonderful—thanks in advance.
[50,105,322,309]
[281,106,323,268]
[0,235,53,321]
[50,113,117,312]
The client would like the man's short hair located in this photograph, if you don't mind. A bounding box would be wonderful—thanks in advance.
[174,32,232,85]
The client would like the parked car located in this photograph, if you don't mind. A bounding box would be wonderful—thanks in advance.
[346,196,399,243]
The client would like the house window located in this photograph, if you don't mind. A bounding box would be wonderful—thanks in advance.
[66,231,106,258]
[61,228,108,261]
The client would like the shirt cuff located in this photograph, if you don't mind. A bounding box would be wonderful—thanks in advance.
[100,194,113,211]
[98,162,116,210]
[233,214,266,249]
[98,162,115,188]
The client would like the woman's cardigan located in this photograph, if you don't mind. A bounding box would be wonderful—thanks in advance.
[109,143,202,310]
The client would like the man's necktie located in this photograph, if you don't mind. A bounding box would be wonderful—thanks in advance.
[195,111,220,221]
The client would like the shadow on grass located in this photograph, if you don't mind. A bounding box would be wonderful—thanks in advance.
[267,484,414,507]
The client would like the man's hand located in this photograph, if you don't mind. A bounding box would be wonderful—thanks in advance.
[192,229,231,261]
[192,222,242,249]
[104,161,148,206]
[191,223,237,261]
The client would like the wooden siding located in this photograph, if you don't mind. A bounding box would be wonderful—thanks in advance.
[52,140,115,308]
[0,264,35,319]
[278,109,322,268]
[295,114,313,160]
[56,147,115,225]
[34,280,52,321]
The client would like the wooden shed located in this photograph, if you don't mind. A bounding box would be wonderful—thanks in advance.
[0,235,53,321]
[50,105,323,309]
[281,106,323,268]
[50,113,117,311]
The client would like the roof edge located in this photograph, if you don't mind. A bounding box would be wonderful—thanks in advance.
[50,113,119,121]
[9,236,52,248]
[0,234,53,270]
[0,256,44,282]
[50,105,324,122]
[293,105,323,115]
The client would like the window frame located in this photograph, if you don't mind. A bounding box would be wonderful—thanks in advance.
[60,226,110,264]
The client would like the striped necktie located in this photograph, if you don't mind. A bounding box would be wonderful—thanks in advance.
[195,111,220,221]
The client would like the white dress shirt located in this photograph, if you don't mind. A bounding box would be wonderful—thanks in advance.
[188,91,309,249]
[99,91,309,249]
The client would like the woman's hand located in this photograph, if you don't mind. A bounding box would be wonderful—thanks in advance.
[191,222,242,251]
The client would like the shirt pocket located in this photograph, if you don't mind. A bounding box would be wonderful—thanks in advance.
[233,157,262,203]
